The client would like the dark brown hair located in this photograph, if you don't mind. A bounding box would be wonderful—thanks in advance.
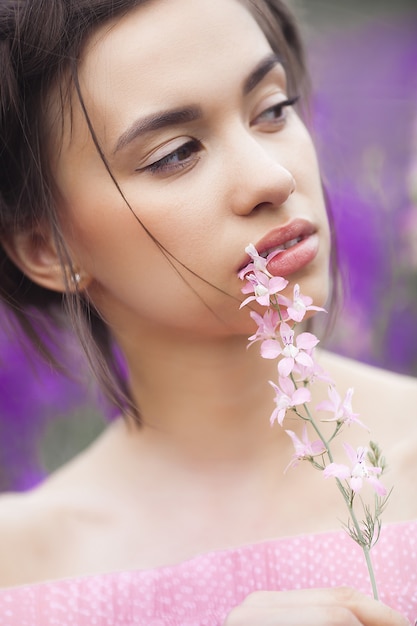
[0,0,333,417]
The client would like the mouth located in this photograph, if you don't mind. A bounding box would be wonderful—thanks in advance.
[258,236,303,258]
[239,219,318,277]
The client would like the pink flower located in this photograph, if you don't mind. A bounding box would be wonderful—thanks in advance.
[316,386,368,430]
[284,425,326,471]
[266,322,319,375]
[238,242,390,569]
[323,443,387,496]
[280,283,326,323]
[247,309,281,347]
[292,357,334,386]
[238,243,283,280]
[269,377,311,426]
[240,270,288,308]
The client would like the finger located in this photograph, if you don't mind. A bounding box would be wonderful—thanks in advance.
[331,587,411,626]
[225,604,363,626]
[236,588,410,626]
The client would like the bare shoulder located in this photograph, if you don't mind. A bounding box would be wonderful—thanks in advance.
[318,350,417,519]
[0,475,107,588]
[0,438,104,588]
[0,489,59,587]
[316,349,417,456]
[319,350,417,415]
[0,425,126,588]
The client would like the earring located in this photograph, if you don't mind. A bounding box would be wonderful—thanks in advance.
[71,270,86,290]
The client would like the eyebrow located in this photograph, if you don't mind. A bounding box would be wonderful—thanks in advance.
[113,106,202,154]
[243,52,283,95]
[113,52,283,154]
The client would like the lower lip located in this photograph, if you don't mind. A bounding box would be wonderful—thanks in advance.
[266,233,319,277]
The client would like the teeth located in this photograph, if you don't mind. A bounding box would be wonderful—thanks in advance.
[260,245,284,259]
[260,237,302,258]
[284,237,302,249]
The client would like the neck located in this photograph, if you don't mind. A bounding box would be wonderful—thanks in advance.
[118,328,290,466]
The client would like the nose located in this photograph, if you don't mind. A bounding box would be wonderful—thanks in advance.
[225,131,296,216]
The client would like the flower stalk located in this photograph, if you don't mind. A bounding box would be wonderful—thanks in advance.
[239,244,391,600]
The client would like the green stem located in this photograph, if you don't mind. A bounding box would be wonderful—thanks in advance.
[290,373,380,599]
[269,303,380,597]
[363,546,379,599]
[339,490,379,600]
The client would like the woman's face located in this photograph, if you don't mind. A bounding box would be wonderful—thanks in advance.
[50,0,330,339]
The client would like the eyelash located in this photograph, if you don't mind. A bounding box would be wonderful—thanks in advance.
[254,95,299,126]
[144,139,202,175]
[142,95,300,175]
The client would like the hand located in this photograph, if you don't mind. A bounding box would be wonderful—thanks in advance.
[223,587,410,625]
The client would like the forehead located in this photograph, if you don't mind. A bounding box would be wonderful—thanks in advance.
[82,0,269,78]
[73,0,276,143]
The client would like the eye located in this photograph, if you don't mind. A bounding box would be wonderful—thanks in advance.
[253,95,299,129]
[138,139,202,175]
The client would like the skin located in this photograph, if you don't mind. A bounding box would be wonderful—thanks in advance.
[50,0,330,339]
[0,0,415,624]
[46,0,330,433]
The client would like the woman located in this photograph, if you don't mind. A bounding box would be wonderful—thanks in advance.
[0,0,415,623]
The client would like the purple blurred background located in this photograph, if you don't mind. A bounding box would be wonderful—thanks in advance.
[1,2,416,492]
[306,5,417,373]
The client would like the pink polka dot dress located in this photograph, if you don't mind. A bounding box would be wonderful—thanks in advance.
[0,521,416,625]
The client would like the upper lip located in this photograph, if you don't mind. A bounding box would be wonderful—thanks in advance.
[238,218,317,271]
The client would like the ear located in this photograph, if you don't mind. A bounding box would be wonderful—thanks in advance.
[2,229,82,293]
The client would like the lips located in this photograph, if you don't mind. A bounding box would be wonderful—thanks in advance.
[239,218,319,278]
[259,235,303,258]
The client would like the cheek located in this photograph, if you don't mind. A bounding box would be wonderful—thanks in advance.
[119,177,222,267]
[56,138,217,281]
[58,179,222,322]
